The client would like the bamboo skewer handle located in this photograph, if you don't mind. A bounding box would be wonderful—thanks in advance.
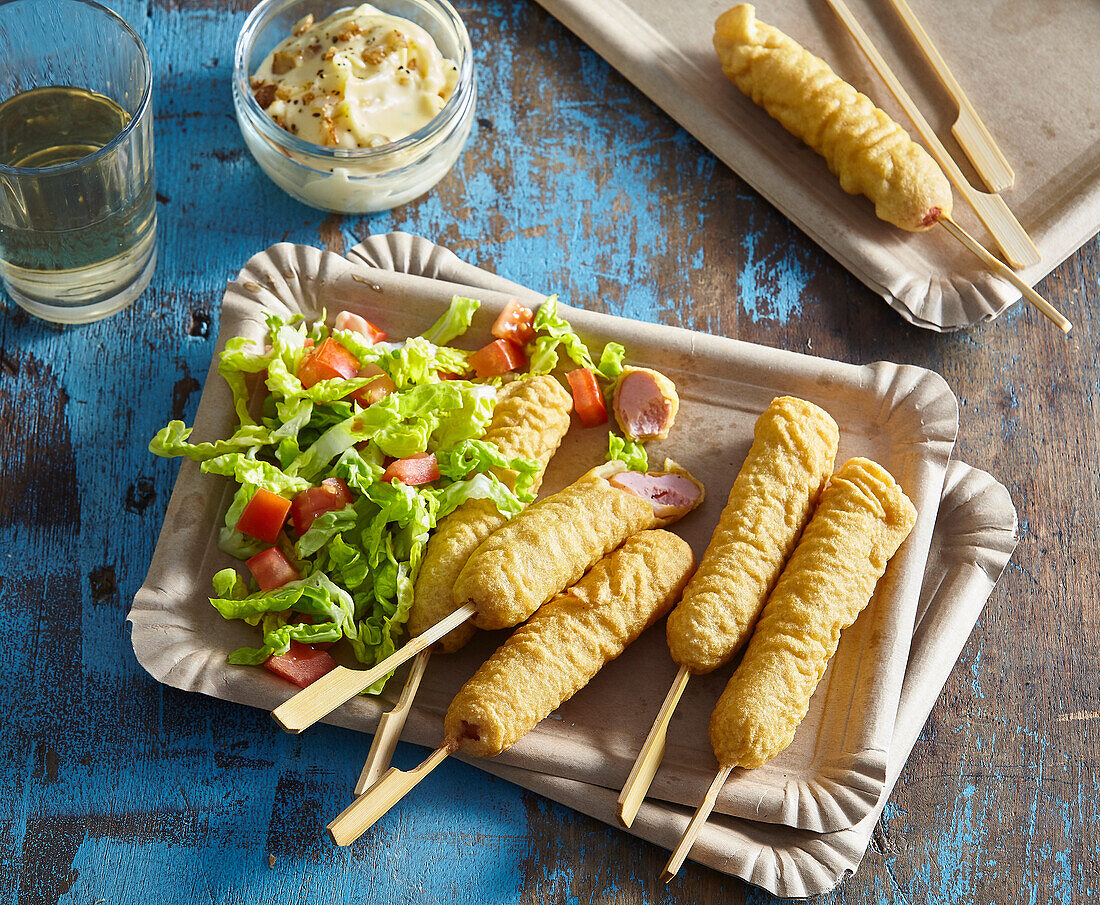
[617,665,691,828]
[328,743,453,846]
[823,0,1039,269]
[886,0,1014,192]
[271,602,477,734]
[939,217,1072,333]
[355,648,432,795]
[661,765,733,883]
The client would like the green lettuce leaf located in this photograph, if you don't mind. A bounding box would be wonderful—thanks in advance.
[423,295,481,345]
[149,421,273,461]
[435,438,540,501]
[200,454,311,496]
[607,433,649,472]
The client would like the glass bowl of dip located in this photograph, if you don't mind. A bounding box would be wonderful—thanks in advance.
[233,0,475,213]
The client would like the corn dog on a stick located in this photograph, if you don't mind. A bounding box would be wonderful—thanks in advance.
[454,459,704,632]
[278,460,704,735]
[408,376,573,653]
[710,456,917,768]
[667,396,839,673]
[714,4,951,232]
[357,375,572,793]
[663,457,916,880]
[447,530,696,757]
[329,530,696,845]
[619,396,837,826]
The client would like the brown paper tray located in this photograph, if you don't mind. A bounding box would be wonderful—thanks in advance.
[129,235,957,835]
[478,459,1018,895]
[531,0,1100,330]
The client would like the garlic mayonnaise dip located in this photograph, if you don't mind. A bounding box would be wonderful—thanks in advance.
[250,4,459,148]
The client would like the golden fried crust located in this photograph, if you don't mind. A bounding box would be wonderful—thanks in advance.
[713,5,952,231]
[407,377,573,652]
[445,530,696,757]
[709,457,917,769]
[666,396,838,674]
[454,464,663,631]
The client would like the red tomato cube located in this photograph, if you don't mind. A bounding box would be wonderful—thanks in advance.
[468,338,527,379]
[297,337,361,389]
[290,477,353,535]
[264,641,337,688]
[381,452,440,486]
[567,368,608,427]
[349,363,396,407]
[491,299,536,345]
[245,547,301,591]
[236,488,292,543]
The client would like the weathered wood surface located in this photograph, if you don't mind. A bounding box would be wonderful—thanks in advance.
[0,0,1096,902]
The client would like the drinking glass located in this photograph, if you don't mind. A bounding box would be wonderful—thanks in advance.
[0,0,156,324]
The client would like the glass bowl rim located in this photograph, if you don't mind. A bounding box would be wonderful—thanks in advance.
[0,0,152,177]
[233,0,474,164]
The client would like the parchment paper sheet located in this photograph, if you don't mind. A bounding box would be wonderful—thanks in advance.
[130,236,957,838]
[532,0,1100,330]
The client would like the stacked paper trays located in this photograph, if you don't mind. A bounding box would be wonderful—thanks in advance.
[130,234,1016,895]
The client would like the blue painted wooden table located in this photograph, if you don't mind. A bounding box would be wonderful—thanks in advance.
[1,1,1097,902]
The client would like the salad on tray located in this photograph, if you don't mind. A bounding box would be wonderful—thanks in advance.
[150,294,644,691]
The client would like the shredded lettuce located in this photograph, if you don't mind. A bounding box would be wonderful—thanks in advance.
[528,295,627,381]
[607,433,649,472]
[423,295,481,345]
[151,304,561,693]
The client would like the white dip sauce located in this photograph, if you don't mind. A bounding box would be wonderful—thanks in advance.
[251,3,459,148]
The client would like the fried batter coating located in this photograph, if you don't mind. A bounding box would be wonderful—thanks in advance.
[454,460,703,631]
[709,457,917,769]
[666,396,839,674]
[445,530,696,757]
[713,5,952,231]
[408,376,573,652]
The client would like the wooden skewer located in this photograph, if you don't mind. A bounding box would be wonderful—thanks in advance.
[939,216,1072,333]
[661,765,733,883]
[823,0,1040,269]
[354,648,432,795]
[328,742,455,846]
[886,0,1014,193]
[271,602,477,734]
[617,665,691,828]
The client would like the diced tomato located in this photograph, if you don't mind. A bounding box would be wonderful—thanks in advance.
[334,310,388,344]
[491,299,536,345]
[264,641,337,688]
[468,338,527,379]
[567,368,608,427]
[382,452,440,485]
[290,477,353,535]
[437,371,463,381]
[245,547,301,591]
[349,363,396,407]
[236,488,292,543]
[297,337,360,389]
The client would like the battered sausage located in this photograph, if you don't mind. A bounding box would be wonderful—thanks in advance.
[613,367,679,441]
[709,457,917,769]
[713,4,952,231]
[453,460,704,631]
[665,396,838,674]
[445,530,696,757]
[407,375,572,653]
